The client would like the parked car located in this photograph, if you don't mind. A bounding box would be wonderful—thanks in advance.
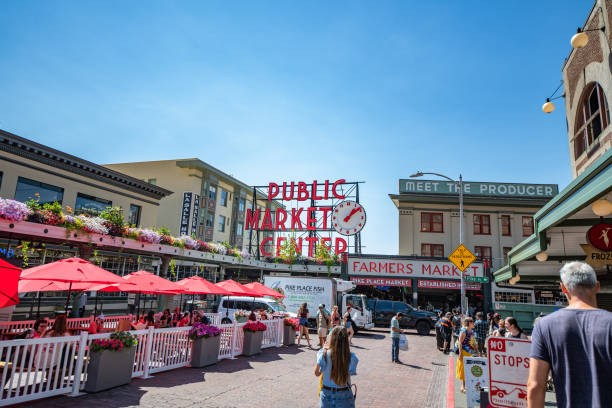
[367,299,438,335]
[216,296,297,323]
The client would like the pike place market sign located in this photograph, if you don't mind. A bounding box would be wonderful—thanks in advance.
[399,180,558,198]
[348,257,484,280]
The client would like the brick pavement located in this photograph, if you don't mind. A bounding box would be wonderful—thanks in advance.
[25,329,449,408]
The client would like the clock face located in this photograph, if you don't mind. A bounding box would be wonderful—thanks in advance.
[332,201,366,236]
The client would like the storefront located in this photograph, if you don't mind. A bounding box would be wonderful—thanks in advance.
[345,255,488,312]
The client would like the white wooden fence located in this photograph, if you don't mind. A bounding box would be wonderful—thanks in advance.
[0,317,286,406]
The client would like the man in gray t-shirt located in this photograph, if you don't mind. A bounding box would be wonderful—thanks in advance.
[528,261,612,408]
[390,312,404,363]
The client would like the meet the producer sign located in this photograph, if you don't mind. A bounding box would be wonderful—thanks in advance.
[348,256,484,280]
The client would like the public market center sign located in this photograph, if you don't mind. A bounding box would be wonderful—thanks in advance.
[399,180,558,198]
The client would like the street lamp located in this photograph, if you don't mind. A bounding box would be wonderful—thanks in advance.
[570,26,605,49]
[410,171,466,315]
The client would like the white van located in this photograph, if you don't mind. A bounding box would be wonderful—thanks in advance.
[217,296,297,323]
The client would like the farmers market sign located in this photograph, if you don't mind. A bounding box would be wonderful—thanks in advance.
[348,256,484,280]
[399,180,558,198]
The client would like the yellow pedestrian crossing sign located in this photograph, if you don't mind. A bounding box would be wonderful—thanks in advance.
[448,244,476,272]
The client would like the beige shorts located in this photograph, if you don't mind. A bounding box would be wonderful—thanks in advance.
[318,328,328,337]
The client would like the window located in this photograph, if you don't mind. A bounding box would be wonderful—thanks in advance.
[206,213,214,228]
[474,246,492,264]
[393,302,411,313]
[0,171,3,189]
[574,83,610,158]
[208,185,217,200]
[220,190,228,207]
[494,291,533,304]
[522,216,534,236]
[218,215,226,232]
[473,214,491,235]
[501,215,511,236]
[239,198,246,212]
[503,247,512,264]
[147,178,157,185]
[421,243,444,257]
[421,212,443,233]
[128,204,141,226]
[15,177,64,204]
[75,193,111,215]
[237,222,244,236]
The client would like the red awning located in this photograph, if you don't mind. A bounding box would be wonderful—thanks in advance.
[215,280,261,297]
[244,282,285,298]
[0,259,21,308]
[176,276,234,295]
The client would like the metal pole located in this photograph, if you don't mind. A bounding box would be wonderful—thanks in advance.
[458,174,465,315]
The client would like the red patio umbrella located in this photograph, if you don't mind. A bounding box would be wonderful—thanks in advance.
[244,282,286,298]
[0,259,21,309]
[215,279,261,297]
[176,276,234,295]
[20,257,129,314]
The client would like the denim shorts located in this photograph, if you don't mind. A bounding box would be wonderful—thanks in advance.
[320,388,355,408]
[299,317,308,326]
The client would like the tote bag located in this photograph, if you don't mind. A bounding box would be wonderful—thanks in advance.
[399,333,408,351]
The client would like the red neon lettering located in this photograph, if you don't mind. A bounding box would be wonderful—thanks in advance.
[324,180,330,199]
[389,263,396,274]
[297,182,309,201]
[398,263,405,274]
[406,263,414,273]
[260,208,273,230]
[306,207,317,231]
[291,208,303,230]
[245,209,260,230]
[282,182,295,200]
[274,208,287,230]
[268,183,279,201]
[369,262,377,273]
[352,262,360,272]
[379,263,387,273]
[305,237,318,257]
[312,180,323,200]
[335,237,347,254]
[442,264,450,276]
[332,179,346,199]
[276,237,286,256]
[260,237,273,257]
[359,262,368,272]
[320,206,332,229]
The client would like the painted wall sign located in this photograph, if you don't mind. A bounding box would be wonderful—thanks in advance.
[580,244,612,268]
[417,279,481,291]
[399,179,558,198]
[179,192,193,236]
[191,194,200,236]
[348,257,484,280]
[587,223,612,252]
[350,277,412,287]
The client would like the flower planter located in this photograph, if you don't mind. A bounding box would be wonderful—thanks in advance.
[235,316,249,323]
[283,325,296,346]
[85,347,136,393]
[242,331,264,356]
[190,335,221,367]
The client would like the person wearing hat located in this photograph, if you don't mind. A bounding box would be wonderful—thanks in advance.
[390,312,406,363]
[317,304,331,348]
[88,315,105,334]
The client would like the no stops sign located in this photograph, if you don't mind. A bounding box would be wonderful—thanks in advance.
[488,337,531,408]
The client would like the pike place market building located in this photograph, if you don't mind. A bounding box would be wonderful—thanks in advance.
[349,179,558,313]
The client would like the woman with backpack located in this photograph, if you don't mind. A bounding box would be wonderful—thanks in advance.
[315,326,359,407]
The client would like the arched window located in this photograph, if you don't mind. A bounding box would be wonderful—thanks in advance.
[574,83,610,158]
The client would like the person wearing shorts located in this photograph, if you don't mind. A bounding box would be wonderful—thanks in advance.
[317,304,330,348]
[297,302,312,348]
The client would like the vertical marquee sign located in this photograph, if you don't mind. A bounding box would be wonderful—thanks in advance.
[191,194,200,236]
[247,179,365,258]
[179,192,192,236]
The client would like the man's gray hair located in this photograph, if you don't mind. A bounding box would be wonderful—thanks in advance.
[560,261,597,291]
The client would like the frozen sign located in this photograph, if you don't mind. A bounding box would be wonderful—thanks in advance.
[399,180,558,198]
[348,257,484,280]
[488,338,531,408]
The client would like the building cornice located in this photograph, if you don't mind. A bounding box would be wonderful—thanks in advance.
[0,129,173,200]
[388,194,553,208]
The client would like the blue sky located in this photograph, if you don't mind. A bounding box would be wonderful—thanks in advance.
[0,1,592,254]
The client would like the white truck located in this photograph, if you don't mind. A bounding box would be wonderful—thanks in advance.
[263,276,374,332]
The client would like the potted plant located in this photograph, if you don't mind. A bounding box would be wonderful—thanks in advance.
[242,321,266,356]
[85,331,138,392]
[234,310,249,323]
[283,318,298,346]
[189,323,223,367]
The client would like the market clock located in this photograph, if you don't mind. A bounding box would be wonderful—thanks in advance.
[332,201,366,236]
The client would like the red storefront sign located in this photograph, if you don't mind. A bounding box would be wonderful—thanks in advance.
[417,279,481,291]
[587,223,612,252]
[350,277,412,287]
